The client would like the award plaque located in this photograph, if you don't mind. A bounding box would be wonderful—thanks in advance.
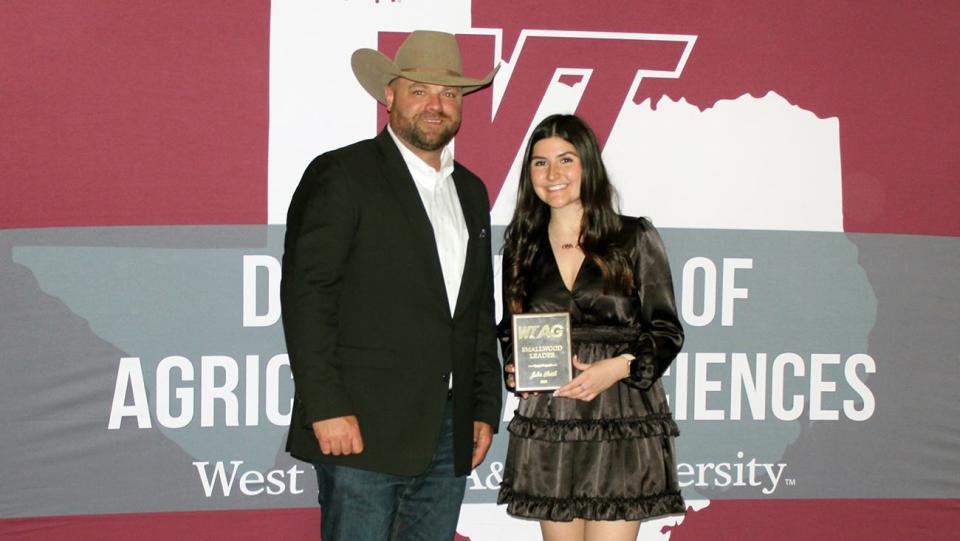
[511,312,573,391]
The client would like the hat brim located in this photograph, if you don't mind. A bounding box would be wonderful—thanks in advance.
[351,48,499,105]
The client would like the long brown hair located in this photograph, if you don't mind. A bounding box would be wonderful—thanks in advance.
[502,114,633,314]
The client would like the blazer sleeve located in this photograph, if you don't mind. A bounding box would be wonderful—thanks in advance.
[281,154,359,425]
[470,184,504,431]
[495,242,518,392]
[620,218,685,390]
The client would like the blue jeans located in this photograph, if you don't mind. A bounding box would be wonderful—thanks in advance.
[314,400,466,541]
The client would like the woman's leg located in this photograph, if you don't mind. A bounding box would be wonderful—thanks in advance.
[540,519,586,541]
[584,519,641,541]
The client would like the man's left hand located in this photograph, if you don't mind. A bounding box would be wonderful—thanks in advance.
[471,421,494,469]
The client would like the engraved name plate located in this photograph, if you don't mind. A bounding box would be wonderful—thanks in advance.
[512,312,573,392]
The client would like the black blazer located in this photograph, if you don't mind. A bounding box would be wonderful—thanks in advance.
[281,129,502,476]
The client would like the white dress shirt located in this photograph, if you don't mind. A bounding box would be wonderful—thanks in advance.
[387,125,469,317]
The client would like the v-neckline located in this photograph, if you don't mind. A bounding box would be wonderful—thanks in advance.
[548,242,586,293]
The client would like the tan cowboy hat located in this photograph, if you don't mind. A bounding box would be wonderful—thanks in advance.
[351,30,499,105]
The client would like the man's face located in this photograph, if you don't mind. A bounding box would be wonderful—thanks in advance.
[384,78,463,152]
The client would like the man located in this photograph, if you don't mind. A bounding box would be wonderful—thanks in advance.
[281,30,503,540]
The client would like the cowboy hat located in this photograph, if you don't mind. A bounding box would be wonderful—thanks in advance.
[351,30,499,105]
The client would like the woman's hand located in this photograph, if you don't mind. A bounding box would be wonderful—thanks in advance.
[553,355,631,401]
[503,362,533,399]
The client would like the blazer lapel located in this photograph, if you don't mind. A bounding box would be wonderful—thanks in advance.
[374,129,451,313]
[452,168,481,319]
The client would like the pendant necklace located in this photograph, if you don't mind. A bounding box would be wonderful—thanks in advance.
[550,219,581,250]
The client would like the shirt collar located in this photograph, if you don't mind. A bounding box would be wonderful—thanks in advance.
[387,124,455,183]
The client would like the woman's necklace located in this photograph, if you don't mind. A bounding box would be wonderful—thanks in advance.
[550,211,583,250]
[551,229,581,250]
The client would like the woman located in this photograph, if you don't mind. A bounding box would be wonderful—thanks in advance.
[497,114,686,541]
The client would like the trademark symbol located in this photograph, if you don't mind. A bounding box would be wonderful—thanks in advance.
[785,478,796,486]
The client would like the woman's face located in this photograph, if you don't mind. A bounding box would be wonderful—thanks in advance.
[529,136,582,211]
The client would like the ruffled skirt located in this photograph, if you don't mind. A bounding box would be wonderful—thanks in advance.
[497,327,686,522]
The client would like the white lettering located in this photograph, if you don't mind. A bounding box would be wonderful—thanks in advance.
[242,255,281,327]
[466,461,504,490]
[286,465,305,495]
[157,355,194,428]
[810,353,841,420]
[502,392,520,423]
[771,352,805,421]
[201,355,240,427]
[266,354,293,425]
[680,257,717,327]
[245,355,260,426]
[714,461,732,487]
[675,451,788,495]
[730,353,766,420]
[694,353,725,420]
[672,353,689,420]
[193,460,305,497]
[676,462,695,488]
[721,258,752,326]
[681,257,717,326]
[108,357,152,429]
[844,353,876,421]
[239,469,265,496]
[669,351,876,422]
[681,257,753,327]
[762,463,787,495]
[193,460,242,497]
[110,354,298,429]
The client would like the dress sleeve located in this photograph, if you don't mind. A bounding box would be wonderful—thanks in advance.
[620,218,684,390]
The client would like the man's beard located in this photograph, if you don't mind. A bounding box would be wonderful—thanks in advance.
[393,113,460,152]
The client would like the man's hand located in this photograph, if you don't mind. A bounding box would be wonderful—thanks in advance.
[471,421,494,469]
[312,415,364,456]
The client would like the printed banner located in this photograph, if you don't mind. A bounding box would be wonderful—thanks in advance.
[2,1,958,539]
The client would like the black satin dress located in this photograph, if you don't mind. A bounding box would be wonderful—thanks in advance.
[497,216,686,522]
